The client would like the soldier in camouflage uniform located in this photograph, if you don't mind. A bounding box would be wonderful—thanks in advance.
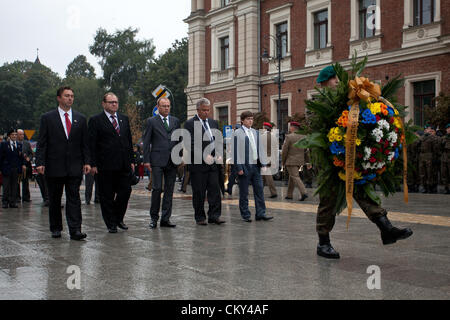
[314,65,413,259]
[440,124,450,194]
[419,125,440,193]
[407,132,421,193]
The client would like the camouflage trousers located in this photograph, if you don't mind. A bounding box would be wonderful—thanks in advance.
[316,189,387,235]
[442,160,450,188]
[419,154,438,187]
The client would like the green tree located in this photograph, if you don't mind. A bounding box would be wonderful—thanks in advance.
[66,55,96,80]
[89,27,155,104]
[135,38,188,122]
[0,72,29,133]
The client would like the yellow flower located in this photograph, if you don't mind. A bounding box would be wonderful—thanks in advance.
[335,135,343,142]
[356,138,361,146]
[394,108,399,116]
[338,171,363,181]
[338,171,346,181]
[393,117,402,129]
[369,103,381,115]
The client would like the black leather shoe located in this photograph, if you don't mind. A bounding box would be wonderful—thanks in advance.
[196,220,207,225]
[243,218,252,222]
[208,218,226,225]
[9,204,18,208]
[374,216,413,245]
[285,196,293,200]
[317,243,340,259]
[108,227,118,233]
[70,231,87,241]
[160,221,176,228]
[149,221,158,229]
[51,231,61,238]
[85,201,90,205]
[270,194,277,198]
[117,222,128,230]
[256,216,274,221]
[300,194,308,201]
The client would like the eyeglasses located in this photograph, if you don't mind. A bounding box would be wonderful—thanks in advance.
[105,101,118,104]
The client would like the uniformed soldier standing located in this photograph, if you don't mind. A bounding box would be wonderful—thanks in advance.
[281,121,308,201]
[313,65,413,259]
[419,125,440,193]
[440,124,450,194]
[261,122,278,198]
[407,132,421,193]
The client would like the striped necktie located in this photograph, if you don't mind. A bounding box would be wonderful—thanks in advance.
[163,117,170,131]
[111,115,120,134]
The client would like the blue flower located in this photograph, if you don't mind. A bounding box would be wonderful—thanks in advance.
[387,106,394,117]
[330,141,345,155]
[355,179,367,185]
[394,148,399,160]
[365,174,376,181]
[361,109,376,124]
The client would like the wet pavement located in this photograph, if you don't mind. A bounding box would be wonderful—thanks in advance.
[0,178,449,300]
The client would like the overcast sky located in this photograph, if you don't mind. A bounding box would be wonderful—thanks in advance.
[0,0,191,78]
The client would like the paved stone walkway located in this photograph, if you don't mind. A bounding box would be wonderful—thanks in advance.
[0,178,449,300]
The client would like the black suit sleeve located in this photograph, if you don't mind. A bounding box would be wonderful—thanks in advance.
[143,118,153,164]
[81,116,90,166]
[88,116,97,167]
[35,114,48,167]
[126,117,134,165]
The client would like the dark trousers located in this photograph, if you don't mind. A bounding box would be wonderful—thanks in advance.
[46,176,83,234]
[97,170,131,229]
[316,188,387,235]
[226,165,238,193]
[85,173,99,203]
[237,165,266,219]
[190,167,222,222]
[36,173,49,201]
[150,163,177,222]
[2,169,19,206]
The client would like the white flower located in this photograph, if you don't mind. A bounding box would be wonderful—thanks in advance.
[387,152,395,161]
[371,128,383,143]
[377,119,390,131]
[387,132,398,146]
[364,147,372,161]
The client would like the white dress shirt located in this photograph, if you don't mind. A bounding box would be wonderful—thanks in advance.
[105,110,120,130]
[159,114,169,128]
[58,107,72,139]
[242,126,258,161]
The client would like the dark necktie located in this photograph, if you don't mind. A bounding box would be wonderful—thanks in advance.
[64,113,71,136]
[203,119,213,142]
[163,117,169,131]
[111,115,120,134]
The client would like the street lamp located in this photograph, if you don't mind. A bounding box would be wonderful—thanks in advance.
[261,32,284,140]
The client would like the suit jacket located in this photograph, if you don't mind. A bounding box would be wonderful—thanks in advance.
[233,126,266,176]
[35,108,90,177]
[88,112,134,172]
[143,115,181,167]
[184,115,220,173]
[19,140,33,158]
[281,132,306,166]
[0,141,24,176]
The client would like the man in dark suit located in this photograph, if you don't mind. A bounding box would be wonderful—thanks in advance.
[184,98,225,226]
[143,97,181,229]
[0,130,25,208]
[17,129,33,203]
[89,92,134,233]
[35,86,91,240]
[233,111,273,223]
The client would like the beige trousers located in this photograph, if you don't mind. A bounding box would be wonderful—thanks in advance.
[286,166,307,198]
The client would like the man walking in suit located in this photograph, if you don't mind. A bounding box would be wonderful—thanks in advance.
[89,92,134,233]
[0,130,25,208]
[184,98,225,226]
[143,97,181,229]
[282,121,309,201]
[233,111,273,223]
[35,86,91,240]
[17,129,33,203]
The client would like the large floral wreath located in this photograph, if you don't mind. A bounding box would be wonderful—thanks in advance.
[296,56,417,218]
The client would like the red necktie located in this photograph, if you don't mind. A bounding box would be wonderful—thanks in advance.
[111,115,120,134]
[65,113,71,137]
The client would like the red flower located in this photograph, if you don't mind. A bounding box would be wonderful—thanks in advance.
[384,149,390,155]
[389,117,394,124]
[376,115,381,122]
[369,157,376,163]
[357,153,363,159]
[371,148,377,154]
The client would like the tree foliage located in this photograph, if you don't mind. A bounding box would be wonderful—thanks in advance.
[66,55,96,80]
[425,92,450,131]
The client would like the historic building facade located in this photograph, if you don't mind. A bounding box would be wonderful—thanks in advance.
[184,0,450,132]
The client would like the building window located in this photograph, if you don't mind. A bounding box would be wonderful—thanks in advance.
[277,99,289,134]
[413,80,435,126]
[221,0,231,7]
[314,10,328,49]
[276,22,288,58]
[414,0,435,26]
[220,37,229,70]
[217,106,229,126]
[359,0,376,38]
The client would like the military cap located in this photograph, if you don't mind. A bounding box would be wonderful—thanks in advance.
[424,124,435,130]
[263,122,273,128]
[289,121,301,127]
[446,123,450,129]
[317,65,337,83]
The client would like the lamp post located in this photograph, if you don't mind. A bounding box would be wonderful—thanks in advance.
[261,31,284,139]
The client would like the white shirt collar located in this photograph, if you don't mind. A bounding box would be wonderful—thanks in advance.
[104,110,117,119]
[58,107,72,117]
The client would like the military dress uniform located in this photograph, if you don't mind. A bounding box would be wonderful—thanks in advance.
[281,131,308,200]
[440,126,450,194]
[261,123,277,198]
[419,132,440,193]
[407,137,421,192]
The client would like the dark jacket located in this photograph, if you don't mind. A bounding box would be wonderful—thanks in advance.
[0,141,24,176]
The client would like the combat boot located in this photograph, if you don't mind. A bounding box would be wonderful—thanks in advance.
[317,234,340,259]
[374,215,413,245]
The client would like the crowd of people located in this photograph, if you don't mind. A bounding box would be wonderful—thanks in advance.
[0,66,448,260]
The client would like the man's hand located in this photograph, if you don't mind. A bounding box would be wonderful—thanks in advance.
[238,170,244,176]
[205,155,214,165]
[83,165,91,175]
[91,167,98,175]
[306,163,312,170]
[144,163,152,172]
[131,163,135,172]
[37,166,45,175]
